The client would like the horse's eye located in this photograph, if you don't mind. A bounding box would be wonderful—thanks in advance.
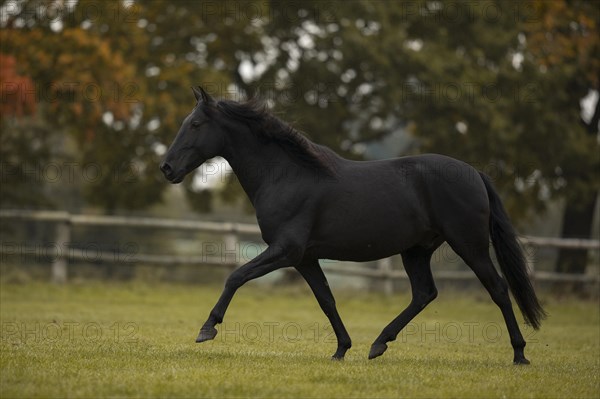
[191,121,201,128]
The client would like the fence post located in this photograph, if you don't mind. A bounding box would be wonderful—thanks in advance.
[223,231,239,275]
[52,218,71,284]
[524,243,536,282]
[377,257,394,295]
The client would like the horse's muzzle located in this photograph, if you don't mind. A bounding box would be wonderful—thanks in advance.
[159,162,184,184]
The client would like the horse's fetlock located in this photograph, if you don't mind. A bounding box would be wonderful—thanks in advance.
[209,312,223,325]
[429,288,439,301]
[511,338,526,350]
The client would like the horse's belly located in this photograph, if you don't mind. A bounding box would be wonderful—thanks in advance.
[307,241,406,262]
[307,216,425,261]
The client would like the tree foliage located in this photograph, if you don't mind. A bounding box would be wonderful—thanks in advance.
[0,54,49,207]
[1,0,263,212]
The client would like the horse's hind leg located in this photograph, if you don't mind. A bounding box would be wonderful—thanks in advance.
[369,247,437,359]
[295,259,352,360]
[446,238,529,364]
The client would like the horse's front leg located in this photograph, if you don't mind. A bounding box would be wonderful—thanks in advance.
[196,243,302,343]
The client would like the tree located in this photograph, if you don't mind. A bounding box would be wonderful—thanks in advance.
[1,1,151,212]
[522,0,599,276]
[0,54,51,208]
[0,0,265,213]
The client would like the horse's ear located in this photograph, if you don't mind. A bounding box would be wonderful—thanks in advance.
[192,86,213,104]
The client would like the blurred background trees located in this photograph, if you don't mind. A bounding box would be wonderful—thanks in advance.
[1,0,598,274]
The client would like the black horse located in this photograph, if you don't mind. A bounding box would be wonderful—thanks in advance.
[160,86,545,364]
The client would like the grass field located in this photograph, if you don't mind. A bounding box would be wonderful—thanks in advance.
[0,281,598,398]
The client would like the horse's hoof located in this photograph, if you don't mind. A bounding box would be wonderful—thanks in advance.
[196,327,218,343]
[368,343,388,360]
[513,357,530,365]
[331,354,345,361]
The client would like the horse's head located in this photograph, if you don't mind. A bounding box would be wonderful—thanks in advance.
[160,86,226,184]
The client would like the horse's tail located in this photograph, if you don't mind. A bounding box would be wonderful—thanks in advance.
[479,172,547,329]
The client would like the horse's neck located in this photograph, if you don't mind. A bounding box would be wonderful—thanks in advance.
[221,131,300,204]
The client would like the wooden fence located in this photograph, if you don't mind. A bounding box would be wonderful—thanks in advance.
[0,209,598,293]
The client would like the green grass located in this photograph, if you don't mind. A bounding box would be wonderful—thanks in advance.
[1,281,598,398]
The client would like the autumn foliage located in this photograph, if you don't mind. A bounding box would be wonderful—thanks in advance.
[0,54,36,117]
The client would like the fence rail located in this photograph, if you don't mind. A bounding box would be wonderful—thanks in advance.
[1,209,598,291]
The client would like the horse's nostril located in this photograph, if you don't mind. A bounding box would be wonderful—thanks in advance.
[160,162,172,175]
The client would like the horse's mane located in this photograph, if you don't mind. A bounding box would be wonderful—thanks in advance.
[216,98,337,176]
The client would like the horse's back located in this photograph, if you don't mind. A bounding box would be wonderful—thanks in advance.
[334,153,486,208]
[305,154,489,261]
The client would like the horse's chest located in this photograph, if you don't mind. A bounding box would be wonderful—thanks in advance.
[256,215,275,244]
[255,210,297,245]
[254,190,314,244]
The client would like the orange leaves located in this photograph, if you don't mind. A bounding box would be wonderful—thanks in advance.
[524,0,599,86]
[0,54,37,117]
[2,25,140,143]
